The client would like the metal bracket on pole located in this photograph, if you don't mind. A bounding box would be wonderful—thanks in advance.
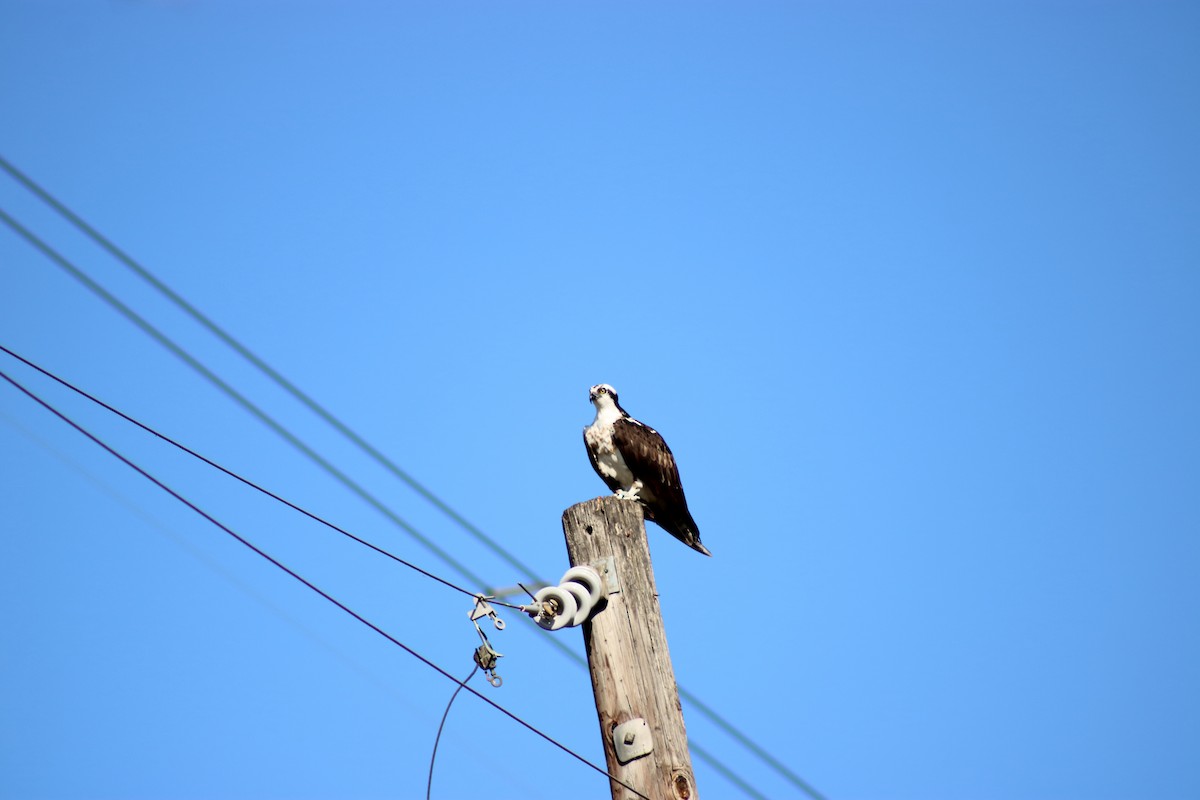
[612,718,653,764]
[589,556,619,594]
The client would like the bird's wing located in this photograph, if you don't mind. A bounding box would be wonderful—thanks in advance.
[611,417,690,513]
[613,417,708,555]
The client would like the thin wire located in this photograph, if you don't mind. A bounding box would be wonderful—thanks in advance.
[0,206,491,592]
[681,684,827,800]
[0,343,526,611]
[0,162,827,799]
[0,365,651,800]
[427,663,478,800]
[690,740,773,800]
[0,153,542,584]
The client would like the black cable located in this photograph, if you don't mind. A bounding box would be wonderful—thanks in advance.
[0,206,491,592]
[426,663,478,800]
[0,343,527,610]
[0,365,651,800]
[0,164,827,798]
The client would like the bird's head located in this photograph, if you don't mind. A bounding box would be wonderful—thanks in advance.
[589,383,620,410]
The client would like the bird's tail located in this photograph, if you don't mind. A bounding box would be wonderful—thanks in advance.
[658,510,712,557]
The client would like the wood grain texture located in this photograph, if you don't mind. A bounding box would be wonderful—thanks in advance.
[562,496,698,800]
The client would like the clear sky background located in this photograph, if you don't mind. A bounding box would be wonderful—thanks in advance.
[2,2,1198,799]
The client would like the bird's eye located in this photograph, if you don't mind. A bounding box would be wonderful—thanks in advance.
[599,387,607,394]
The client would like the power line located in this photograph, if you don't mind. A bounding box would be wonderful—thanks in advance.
[0,162,827,799]
[0,205,490,592]
[690,740,773,800]
[0,364,652,800]
[0,153,541,584]
[0,343,520,609]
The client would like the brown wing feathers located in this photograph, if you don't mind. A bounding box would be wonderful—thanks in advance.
[612,418,710,555]
[612,419,685,514]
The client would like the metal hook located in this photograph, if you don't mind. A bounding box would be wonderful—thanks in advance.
[473,643,503,687]
[469,594,506,630]
[468,595,504,688]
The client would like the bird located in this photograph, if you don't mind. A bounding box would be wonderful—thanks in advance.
[583,383,711,556]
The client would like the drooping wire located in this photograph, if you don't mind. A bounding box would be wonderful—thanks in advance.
[0,162,827,799]
[427,663,478,800]
[0,365,651,800]
[0,343,523,611]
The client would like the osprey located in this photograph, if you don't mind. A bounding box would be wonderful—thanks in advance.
[583,384,711,556]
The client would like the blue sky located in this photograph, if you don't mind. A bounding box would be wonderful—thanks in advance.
[2,2,1198,798]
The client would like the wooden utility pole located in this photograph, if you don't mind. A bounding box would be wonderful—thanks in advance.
[561,496,698,800]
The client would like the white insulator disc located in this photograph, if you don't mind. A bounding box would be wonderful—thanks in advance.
[561,565,605,608]
[532,585,578,631]
[559,579,593,626]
